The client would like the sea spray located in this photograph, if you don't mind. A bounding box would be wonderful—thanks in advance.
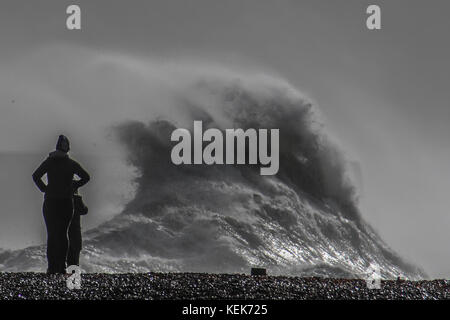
[0,47,425,278]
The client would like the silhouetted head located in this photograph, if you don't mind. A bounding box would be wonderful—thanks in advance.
[56,135,70,153]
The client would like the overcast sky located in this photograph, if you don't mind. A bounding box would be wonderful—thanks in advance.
[1,0,449,278]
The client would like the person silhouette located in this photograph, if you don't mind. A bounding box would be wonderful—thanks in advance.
[32,135,90,274]
[67,184,83,268]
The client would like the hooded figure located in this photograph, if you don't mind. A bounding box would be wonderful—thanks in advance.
[56,134,70,153]
[32,135,90,274]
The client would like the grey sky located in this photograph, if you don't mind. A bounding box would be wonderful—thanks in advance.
[1,0,449,277]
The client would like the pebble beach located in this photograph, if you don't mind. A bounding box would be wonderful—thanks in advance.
[0,272,448,300]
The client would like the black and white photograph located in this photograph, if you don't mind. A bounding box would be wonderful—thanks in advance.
[0,0,449,313]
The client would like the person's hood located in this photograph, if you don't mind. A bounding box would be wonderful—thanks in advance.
[56,134,70,153]
[48,150,69,159]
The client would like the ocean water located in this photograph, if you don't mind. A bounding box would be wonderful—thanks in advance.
[0,56,425,279]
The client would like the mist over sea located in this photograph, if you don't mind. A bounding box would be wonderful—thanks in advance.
[0,47,425,279]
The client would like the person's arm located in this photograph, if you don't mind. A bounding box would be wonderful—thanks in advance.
[72,161,90,191]
[32,160,49,193]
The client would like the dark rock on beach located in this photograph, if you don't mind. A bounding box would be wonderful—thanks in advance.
[0,272,448,300]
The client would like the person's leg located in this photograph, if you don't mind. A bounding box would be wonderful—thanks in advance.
[44,198,73,274]
[43,199,59,273]
[67,212,82,266]
[56,198,73,273]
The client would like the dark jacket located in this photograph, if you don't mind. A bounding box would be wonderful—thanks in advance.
[32,150,90,199]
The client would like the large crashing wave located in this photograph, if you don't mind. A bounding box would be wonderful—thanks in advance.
[0,56,425,279]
